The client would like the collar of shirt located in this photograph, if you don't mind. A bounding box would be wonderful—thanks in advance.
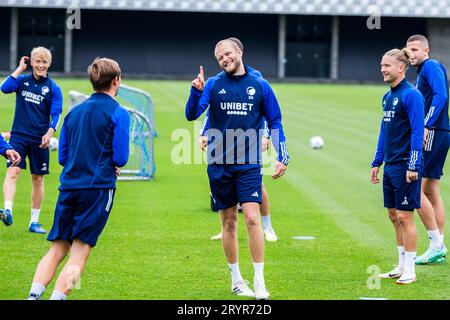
[391,78,408,92]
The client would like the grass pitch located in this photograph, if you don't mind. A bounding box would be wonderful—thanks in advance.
[0,78,449,300]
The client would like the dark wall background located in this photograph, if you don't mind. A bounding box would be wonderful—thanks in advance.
[339,16,427,81]
[0,8,10,71]
[72,10,279,77]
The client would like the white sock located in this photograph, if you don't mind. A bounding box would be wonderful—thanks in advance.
[30,208,40,224]
[49,290,67,300]
[28,282,46,300]
[262,215,272,230]
[404,252,416,274]
[427,230,442,249]
[441,234,445,248]
[228,263,243,285]
[253,262,265,283]
[397,246,405,270]
[4,201,12,212]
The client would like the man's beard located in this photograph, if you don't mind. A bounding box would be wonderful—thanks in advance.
[224,60,241,75]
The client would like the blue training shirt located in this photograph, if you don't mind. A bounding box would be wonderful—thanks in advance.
[200,66,269,137]
[0,134,12,156]
[372,78,425,171]
[58,93,130,191]
[1,74,63,142]
[415,59,450,131]
[186,65,289,165]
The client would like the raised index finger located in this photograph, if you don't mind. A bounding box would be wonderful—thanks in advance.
[200,66,204,80]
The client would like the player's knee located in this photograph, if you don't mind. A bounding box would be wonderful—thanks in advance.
[31,174,44,183]
[223,219,237,233]
[387,209,397,222]
[49,246,68,262]
[244,213,260,228]
[396,212,413,225]
[7,168,20,180]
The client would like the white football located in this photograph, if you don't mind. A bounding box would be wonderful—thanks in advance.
[310,136,324,149]
[49,137,59,151]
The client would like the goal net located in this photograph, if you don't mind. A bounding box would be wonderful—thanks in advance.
[68,85,156,181]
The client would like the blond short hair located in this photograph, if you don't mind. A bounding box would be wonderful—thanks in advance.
[407,34,429,48]
[31,47,52,64]
[87,57,121,91]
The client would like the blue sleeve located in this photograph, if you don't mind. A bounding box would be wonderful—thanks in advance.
[260,80,289,165]
[423,62,449,128]
[0,134,12,157]
[58,120,69,166]
[112,106,130,167]
[200,108,210,136]
[403,90,425,172]
[185,79,214,121]
[371,119,385,168]
[49,83,63,131]
[1,75,22,93]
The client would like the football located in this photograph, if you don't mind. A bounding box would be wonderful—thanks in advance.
[310,136,324,149]
[49,137,59,151]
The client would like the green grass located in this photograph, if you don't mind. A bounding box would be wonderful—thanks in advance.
[0,79,449,300]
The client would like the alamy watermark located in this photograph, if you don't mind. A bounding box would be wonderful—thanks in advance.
[66,6,81,30]
[366,5,381,30]
[171,121,280,175]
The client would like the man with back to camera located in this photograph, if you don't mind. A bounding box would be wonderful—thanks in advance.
[27,57,130,300]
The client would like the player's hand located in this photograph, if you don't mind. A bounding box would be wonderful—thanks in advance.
[272,161,287,179]
[406,170,418,183]
[40,128,54,149]
[370,167,380,184]
[5,149,21,166]
[261,137,270,152]
[199,136,208,151]
[192,66,205,91]
[423,128,429,149]
[115,166,121,177]
[17,56,29,73]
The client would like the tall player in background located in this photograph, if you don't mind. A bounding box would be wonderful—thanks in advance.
[27,58,130,300]
[406,35,449,264]
[186,39,289,299]
[0,47,63,234]
[371,48,424,284]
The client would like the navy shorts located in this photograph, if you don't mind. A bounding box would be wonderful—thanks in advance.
[208,164,262,211]
[47,189,115,247]
[423,130,450,180]
[7,133,49,175]
[383,163,421,211]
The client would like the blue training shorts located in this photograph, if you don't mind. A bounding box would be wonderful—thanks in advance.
[208,164,263,211]
[7,133,49,175]
[47,189,115,247]
[423,130,450,180]
[383,163,421,211]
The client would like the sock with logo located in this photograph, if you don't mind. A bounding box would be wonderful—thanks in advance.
[397,246,405,270]
[404,252,416,274]
[30,208,40,224]
[28,282,46,300]
[228,263,243,286]
[253,262,265,284]
[262,215,272,230]
[4,201,12,213]
[427,230,442,249]
[50,290,67,300]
